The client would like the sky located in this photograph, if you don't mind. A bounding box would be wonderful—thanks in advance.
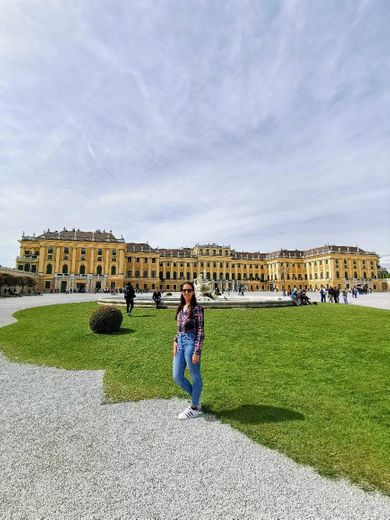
[1,0,389,268]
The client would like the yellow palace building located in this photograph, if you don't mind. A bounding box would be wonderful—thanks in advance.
[16,229,385,293]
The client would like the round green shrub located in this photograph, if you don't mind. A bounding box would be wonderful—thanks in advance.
[89,305,123,334]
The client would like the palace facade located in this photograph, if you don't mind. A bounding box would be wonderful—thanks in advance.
[16,229,385,292]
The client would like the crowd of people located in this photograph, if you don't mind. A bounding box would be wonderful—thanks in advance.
[288,285,372,305]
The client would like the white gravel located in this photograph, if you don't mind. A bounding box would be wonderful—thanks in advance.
[0,294,389,519]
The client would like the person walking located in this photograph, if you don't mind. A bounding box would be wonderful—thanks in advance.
[173,282,204,420]
[124,282,135,316]
[320,286,327,303]
[152,290,162,309]
[342,288,349,304]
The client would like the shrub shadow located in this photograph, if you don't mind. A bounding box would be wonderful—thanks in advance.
[206,404,304,424]
[112,328,135,335]
[129,314,154,318]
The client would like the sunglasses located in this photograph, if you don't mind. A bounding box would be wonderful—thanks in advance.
[182,288,193,293]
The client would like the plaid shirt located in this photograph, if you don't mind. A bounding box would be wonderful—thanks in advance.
[175,305,204,353]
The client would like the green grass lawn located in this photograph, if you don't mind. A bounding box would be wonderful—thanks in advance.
[0,302,389,493]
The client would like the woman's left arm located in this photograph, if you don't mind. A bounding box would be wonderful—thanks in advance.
[193,306,204,358]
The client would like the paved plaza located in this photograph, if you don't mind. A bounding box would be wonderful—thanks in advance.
[0,293,389,519]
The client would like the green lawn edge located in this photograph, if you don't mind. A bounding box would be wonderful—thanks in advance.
[0,301,389,495]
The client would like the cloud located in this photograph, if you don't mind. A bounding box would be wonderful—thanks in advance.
[1,0,389,267]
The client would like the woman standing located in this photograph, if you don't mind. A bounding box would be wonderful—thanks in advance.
[173,282,204,420]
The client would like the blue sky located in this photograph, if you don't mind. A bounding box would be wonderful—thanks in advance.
[1,0,389,267]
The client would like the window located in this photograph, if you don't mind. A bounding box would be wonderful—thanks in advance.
[345,271,348,279]
[45,281,51,289]
[143,270,148,278]
[136,257,140,263]
[98,249,103,256]
[62,264,68,274]
[335,271,340,278]
[46,264,52,274]
[144,258,148,263]
[166,272,170,280]
[135,270,140,278]
[152,258,156,263]
[47,255,53,260]
[173,272,177,280]
[48,247,53,254]
[112,249,117,255]
[151,271,156,278]
[80,265,86,275]
[96,265,102,275]
[31,265,37,273]
[159,271,163,280]
[64,247,69,254]
[127,270,132,278]
[81,248,86,255]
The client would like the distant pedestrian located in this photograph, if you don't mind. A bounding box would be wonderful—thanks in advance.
[320,286,326,303]
[152,290,162,309]
[124,282,135,315]
[342,288,349,304]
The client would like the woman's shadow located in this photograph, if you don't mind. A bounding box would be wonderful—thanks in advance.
[205,404,304,424]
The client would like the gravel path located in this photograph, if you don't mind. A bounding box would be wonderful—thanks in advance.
[1,295,389,519]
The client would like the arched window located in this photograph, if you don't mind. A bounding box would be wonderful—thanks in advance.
[96,265,102,275]
[166,272,170,280]
[226,273,230,280]
[363,271,367,279]
[371,271,375,278]
[62,264,68,274]
[335,271,340,278]
[238,273,242,280]
[111,266,116,275]
[80,265,86,275]
[46,264,52,274]
[173,272,177,280]
[212,273,217,280]
[354,271,358,279]
[345,271,348,279]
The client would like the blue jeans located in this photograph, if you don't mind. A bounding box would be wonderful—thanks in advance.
[173,332,203,407]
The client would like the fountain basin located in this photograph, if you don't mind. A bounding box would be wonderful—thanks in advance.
[98,294,293,309]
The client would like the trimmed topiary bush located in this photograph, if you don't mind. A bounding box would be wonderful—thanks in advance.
[89,305,123,334]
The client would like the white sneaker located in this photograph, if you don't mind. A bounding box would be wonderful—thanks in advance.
[178,406,202,420]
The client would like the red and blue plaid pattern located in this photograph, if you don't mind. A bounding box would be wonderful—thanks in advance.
[175,305,204,353]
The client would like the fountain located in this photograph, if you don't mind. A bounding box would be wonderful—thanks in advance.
[98,272,293,309]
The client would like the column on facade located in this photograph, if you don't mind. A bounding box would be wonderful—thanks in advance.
[90,247,95,275]
[105,249,110,275]
[119,248,125,276]
[38,245,45,273]
[71,247,77,274]
[55,246,61,274]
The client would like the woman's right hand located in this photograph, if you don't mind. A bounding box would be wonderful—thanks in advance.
[172,341,178,356]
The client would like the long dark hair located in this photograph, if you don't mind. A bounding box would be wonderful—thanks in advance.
[175,282,197,319]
